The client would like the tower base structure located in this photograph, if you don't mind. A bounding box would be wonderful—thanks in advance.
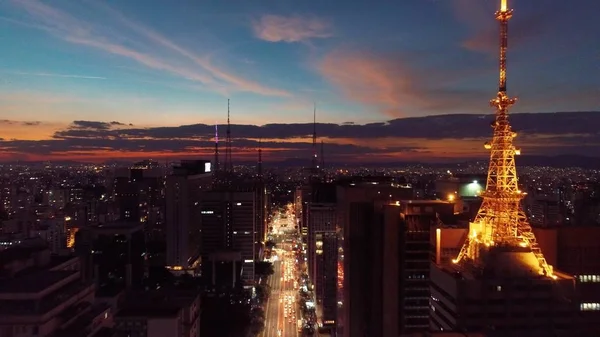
[430,246,579,336]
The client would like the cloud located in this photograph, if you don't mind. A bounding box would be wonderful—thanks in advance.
[1,111,598,163]
[252,15,332,43]
[0,119,42,126]
[318,50,487,117]
[9,0,289,97]
[2,71,107,80]
[71,120,126,130]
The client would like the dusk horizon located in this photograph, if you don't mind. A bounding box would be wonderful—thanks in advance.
[1,0,598,163]
[1,110,599,163]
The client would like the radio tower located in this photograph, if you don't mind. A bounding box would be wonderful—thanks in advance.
[311,103,318,172]
[225,99,233,176]
[453,0,554,278]
[214,123,220,176]
[257,138,263,180]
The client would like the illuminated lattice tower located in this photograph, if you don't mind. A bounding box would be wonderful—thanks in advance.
[453,0,554,278]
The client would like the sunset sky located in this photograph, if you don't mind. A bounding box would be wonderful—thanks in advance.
[0,0,598,162]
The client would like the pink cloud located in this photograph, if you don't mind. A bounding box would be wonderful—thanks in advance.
[252,15,332,42]
[318,50,422,117]
[318,50,488,117]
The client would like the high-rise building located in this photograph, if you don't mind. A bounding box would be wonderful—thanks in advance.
[530,196,561,227]
[335,178,414,336]
[200,190,256,286]
[306,183,337,332]
[113,290,200,337]
[384,200,454,336]
[165,160,212,272]
[76,222,146,291]
[0,241,104,337]
[113,164,163,238]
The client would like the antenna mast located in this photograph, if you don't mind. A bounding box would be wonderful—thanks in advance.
[453,0,554,278]
[226,99,233,175]
[214,123,219,176]
[319,140,324,170]
[311,103,317,172]
[258,138,263,181]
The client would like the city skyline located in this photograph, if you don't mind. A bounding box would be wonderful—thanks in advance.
[0,0,598,162]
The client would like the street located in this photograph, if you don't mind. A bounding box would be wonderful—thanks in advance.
[262,208,301,337]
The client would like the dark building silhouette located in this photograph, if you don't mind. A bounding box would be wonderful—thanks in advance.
[76,222,146,291]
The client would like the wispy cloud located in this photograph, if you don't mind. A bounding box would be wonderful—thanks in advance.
[252,15,332,43]
[9,0,290,97]
[89,1,291,97]
[318,49,487,117]
[4,71,106,80]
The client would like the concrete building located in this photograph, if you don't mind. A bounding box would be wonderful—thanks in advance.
[200,190,256,286]
[430,248,577,336]
[530,196,561,227]
[165,160,212,272]
[533,225,600,335]
[30,218,67,254]
[0,242,102,337]
[435,224,600,335]
[75,222,146,291]
[113,290,200,337]
[335,178,414,337]
[306,183,337,332]
[383,200,454,336]
[112,165,163,239]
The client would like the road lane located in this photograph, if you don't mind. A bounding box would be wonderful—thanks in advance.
[264,207,300,337]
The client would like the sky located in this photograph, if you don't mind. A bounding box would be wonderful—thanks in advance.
[0,0,598,163]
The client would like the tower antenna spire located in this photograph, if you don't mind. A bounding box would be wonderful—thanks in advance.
[311,103,317,172]
[214,123,220,182]
[225,99,233,177]
[452,0,554,278]
[258,138,263,180]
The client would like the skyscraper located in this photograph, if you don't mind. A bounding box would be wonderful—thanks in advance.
[165,160,212,272]
[200,189,257,286]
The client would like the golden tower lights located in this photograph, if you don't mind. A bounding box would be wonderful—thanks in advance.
[452,0,555,278]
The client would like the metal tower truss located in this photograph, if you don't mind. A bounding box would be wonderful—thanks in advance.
[453,0,554,278]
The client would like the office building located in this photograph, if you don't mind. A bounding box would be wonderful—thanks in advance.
[0,241,102,337]
[76,222,146,291]
[113,290,200,337]
[336,178,413,336]
[200,190,256,286]
[113,164,163,238]
[165,160,212,272]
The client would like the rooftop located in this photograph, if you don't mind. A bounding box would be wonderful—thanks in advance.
[441,247,573,281]
[0,270,77,293]
[116,306,181,318]
[398,199,450,205]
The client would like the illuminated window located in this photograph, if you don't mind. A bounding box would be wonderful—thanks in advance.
[575,275,600,283]
[580,303,600,311]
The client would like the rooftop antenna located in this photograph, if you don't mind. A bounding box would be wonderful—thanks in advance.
[258,138,263,181]
[452,0,554,278]
[320,140,325,171]
[226,99,233,178]
[214,123,219,177]
[311,103,317,172]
